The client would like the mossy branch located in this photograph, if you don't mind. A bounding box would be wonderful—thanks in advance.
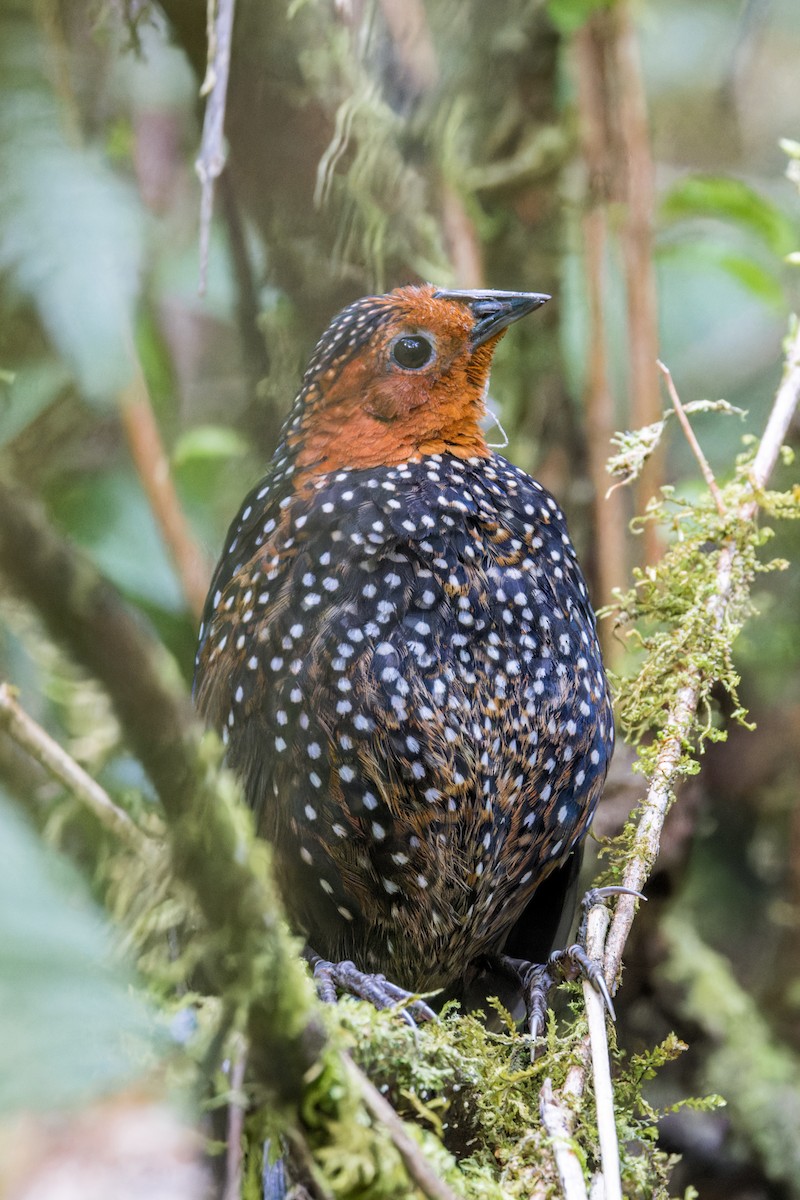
[0,479,325,1107]
[606,320,800,981]
[550,320,800,1190]
[0,480,471,1199]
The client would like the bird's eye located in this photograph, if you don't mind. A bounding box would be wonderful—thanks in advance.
[391,335,434,370]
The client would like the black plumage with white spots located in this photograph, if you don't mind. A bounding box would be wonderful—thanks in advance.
[195,448,614,993]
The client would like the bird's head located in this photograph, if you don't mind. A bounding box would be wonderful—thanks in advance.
[287,284,549,483]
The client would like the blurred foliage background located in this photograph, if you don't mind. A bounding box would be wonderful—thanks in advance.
[1,0,800,1196]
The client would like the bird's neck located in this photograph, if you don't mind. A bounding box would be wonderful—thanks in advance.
[290,399,490,484]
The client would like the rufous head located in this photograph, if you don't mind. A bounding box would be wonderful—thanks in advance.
[288,284,549,482]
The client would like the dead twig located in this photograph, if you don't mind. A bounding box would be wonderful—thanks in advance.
[581,904,622,1200]
[539,1078,588,1200]
[0,681,146,849]
[657,360,727,518]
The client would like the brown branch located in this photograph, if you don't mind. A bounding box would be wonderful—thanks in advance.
[574,19,628,625]
[118,363,210,620]
[613,0,662,565]
[441,183,484,289]
[378,0,438,98]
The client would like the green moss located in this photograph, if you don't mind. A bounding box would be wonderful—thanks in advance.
[602,435,799,797]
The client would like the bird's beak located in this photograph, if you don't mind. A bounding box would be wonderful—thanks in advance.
[432,288,550,348]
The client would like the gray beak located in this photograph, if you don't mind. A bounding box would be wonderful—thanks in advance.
[432,288,550,348]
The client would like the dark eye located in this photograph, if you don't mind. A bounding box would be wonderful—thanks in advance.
[391,335,434,370]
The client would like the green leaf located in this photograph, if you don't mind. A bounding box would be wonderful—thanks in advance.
[660,175,797,257]
[546,0,610,35]
[49,469,185,612]
[657,238,786,306]
[0,7,145,407]
[0,359,72,447]
[173,424,250,467]
[0,794,160,1112]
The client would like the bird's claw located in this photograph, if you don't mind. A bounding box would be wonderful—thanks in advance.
[310,957,437,1025]
[546,943,616,1021]
[581,884,647,911]
[501,885,645,1051]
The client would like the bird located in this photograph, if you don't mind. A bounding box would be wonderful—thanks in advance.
[194,283,614,1030]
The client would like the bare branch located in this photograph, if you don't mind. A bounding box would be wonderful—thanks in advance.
[574,18,629,623]
[614,0,663,565]
[582,905,622,1200]
[750,321,800,489]
[539,1078,588,1200]
[657,360,726,518]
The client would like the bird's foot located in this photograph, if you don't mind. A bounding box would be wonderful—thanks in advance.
[489,884,645,1047]
[304,951,436,1025]
[526,941,614,1036]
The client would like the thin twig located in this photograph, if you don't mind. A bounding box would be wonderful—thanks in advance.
[657,360,726,518]
[343,1055,461,1200]
[223,1036,248,1200]
[118,362,210,620]
[195,0,237,295]
[0,682,146,849]
[581,905,622,1200]
[539,1078,588,1200]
